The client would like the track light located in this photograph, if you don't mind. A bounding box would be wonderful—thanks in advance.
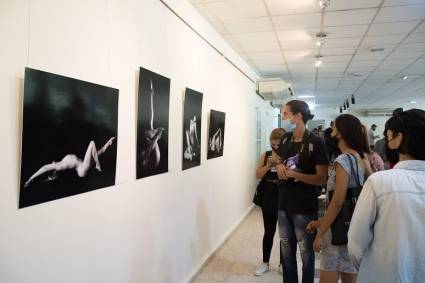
[346,100,350,108]
[315,60,322,67]
[319,0,330,8]
[343,104,346,110]
[351,94,355,104]
[340,106,343,113]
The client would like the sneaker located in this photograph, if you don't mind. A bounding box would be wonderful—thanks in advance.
[254,262,269,276]
[278,263,283,275]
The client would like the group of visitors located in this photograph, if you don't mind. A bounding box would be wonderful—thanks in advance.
[254,100,425,283]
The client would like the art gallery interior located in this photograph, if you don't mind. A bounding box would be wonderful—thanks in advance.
[1,0,424,282]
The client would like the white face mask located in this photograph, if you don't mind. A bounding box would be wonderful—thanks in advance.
[282,118,296,132]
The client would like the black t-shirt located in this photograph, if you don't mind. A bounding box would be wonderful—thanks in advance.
[277,131,328,215]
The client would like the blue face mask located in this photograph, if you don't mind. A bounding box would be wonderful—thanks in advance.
[282,118,296,132]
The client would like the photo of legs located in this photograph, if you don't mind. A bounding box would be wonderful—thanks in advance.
[182,88,203,170]
[137,67,170,179]
[19,68,119,208]
[207,110,226,159]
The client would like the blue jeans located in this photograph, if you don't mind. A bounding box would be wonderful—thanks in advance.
[278,210,317,283]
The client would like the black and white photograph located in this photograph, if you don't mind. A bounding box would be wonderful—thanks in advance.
[182,88,203,170]
[136,67,170,179]
[19,68,119,208]
[207,110,226,159]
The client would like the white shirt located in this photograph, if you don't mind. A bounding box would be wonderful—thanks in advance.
[348,160,425,283]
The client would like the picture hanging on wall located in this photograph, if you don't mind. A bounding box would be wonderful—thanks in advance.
[207,110,226,159]
[19,68,119,208]
[182,88,203,170]
[136,67,170,179]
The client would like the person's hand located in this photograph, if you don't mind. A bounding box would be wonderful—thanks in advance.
[276,163,289,180]
[306,220,320,234]
[286,169,297,179]
[313,234,322,253]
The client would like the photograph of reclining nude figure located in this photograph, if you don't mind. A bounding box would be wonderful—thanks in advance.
[182,88,203,170]
[207,110,226,159]
[136,67,170,179]
[19,68,119,208]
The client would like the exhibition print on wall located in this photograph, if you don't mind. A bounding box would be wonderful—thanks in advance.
[19,68,119,208]
[136,67,170,179]
[182,88,203,170]
[207,110,226,159]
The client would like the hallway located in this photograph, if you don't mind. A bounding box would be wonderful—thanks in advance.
[193,207,321,283]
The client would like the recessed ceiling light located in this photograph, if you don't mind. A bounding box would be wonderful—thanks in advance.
[410,100,417,104]
[402,76,408,80]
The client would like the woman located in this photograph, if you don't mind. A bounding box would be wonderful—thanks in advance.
[348,109,425,283]
[306,114,372,283]
[184,115,199,161]
[254,128,285,276]
[275,100,328,283]
[24,137,115,187]
[361,124,384,172]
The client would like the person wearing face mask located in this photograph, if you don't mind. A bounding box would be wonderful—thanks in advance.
[347,109,425,283]
[275,100,329,283]
[306,114,372,283]
[254,128,286,276]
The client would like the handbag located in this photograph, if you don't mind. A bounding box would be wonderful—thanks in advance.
[329,154,363,245]
[253,151,272,206]
[253,180,265,206]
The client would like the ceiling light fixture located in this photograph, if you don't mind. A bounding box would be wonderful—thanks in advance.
[410,100,417,104]
[402,76,408,80]
[351,94,355,104]
[340,106,343,113]
[318,0,330,8]
[370,47,385,53]
[315,60,322,67]
[298,95,315,98]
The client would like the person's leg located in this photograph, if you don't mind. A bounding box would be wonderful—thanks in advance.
[340,272,357,283]
[278,210,298,283]
[82,141,101,172]
[262,210,277,263]
[293,214,317,283]
[319,271,339,283]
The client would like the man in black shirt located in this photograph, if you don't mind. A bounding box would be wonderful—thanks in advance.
[277,100,328,283]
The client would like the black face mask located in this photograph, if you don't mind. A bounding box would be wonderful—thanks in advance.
[385,141,399,164]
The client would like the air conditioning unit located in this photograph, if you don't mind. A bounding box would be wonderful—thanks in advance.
[256,78,294,100]
[364,109,394,117]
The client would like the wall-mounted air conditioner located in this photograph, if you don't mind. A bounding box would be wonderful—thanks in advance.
[256,78,294,101]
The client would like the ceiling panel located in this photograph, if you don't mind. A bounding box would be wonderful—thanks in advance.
[205,0,268,20]
[368,21,419,36]
[321,46,357,56]
[265,0,321,16]
[327,0,382,10]
[375,5,425,23]
[321,37,362,48]
[384,0,425,7]
[223,17,273,34]
[231,31,277,44]
[404,33,425,43]
[324,9,377,26]
[281,40,317,50]
[277,29,315,41]
[416,21,425,33]
[323,25,370,38]
[272,13,321,30]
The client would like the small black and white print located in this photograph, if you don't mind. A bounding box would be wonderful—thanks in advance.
[207,110,225,159]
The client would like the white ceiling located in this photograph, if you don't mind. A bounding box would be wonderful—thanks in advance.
[189,0,425,109]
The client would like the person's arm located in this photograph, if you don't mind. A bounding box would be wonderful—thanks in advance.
[256,153,270,179]
[311,163,349,251]
[286,165,327,186]
[24,163,57,187]
[347,179,377,270]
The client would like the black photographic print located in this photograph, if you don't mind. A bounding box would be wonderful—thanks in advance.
[182,88,203,170]
[207,110,226,159]
[136,67,170,179]
[19,68,119,208]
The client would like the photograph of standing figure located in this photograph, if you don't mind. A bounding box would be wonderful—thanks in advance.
[207,110,226,159]
[137,67,170,179]
[182,88,203,170]
[19,68,119,208]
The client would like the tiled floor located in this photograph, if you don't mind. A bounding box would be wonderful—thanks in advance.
[193,207,322,283]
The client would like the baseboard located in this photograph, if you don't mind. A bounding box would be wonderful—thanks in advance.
[183,204,255,283]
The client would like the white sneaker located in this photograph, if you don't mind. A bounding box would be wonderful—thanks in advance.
[278,263,283,275]
[254,262,269,276]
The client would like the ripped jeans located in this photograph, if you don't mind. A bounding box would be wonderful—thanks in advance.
[278,210,317,283]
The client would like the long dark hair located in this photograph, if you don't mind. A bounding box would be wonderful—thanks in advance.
[385,109,425,161]
[334,114,366,158]
[286,100,314,124]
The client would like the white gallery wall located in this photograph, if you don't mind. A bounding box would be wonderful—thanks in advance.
[0,0,275,282]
